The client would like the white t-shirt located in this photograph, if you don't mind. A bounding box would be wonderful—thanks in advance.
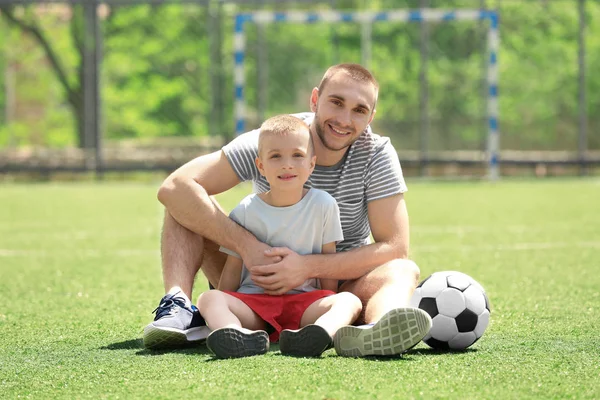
[221,188,343,294]
[223,112,407,253]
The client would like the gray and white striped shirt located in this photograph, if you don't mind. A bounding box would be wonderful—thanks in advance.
[222,112,407,252]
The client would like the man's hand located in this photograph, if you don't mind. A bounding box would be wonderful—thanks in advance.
[248,247,310,295]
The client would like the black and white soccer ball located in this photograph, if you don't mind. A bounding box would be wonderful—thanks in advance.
[410,271,491,350]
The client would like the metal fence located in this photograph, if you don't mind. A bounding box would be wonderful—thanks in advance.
[0,0,598,177]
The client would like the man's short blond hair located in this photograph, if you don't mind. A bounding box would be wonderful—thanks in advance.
[258,115,313,156]
[318,64,379,94]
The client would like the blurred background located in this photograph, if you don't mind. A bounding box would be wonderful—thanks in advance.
[0,0,598,179]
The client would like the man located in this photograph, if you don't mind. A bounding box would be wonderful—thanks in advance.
[143,63,432,357]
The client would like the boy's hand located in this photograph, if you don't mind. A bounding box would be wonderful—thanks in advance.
[249,248,310,295]
[241,242,282,271]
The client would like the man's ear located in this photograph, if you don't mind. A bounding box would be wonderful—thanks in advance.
[368,108,377,126]
[309,87,319,112]
[255,156,265,176]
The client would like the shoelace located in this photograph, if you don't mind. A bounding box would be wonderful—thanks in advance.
[152,292,189,320]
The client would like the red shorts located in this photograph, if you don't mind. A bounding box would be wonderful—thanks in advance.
[223,290,335,342]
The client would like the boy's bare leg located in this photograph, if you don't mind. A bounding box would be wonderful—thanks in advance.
[279,292,361,357]
[300,292,362,336]
[198,290,269,359]
[197,290,266,331]
[334,259,432,357]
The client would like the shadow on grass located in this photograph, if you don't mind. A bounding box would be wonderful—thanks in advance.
[317,346,478,361]
[100,338,144,350]
[99,338,212,356]
[100,340,477,360]
[201,343,282,362]
[409,347,479,356]
[136,346,213,357]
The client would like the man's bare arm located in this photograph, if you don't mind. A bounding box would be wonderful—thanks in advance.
[251,193,409,293]
[157,150,273,264]
[306,192,409,279]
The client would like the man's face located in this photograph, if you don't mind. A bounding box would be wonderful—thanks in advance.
[255,129,316,192]
[311,72,377,153]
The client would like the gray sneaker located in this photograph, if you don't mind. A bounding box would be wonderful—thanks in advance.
[206,327,269,359]
[334,307,432,357]
[143,292,209,349]
[279,324,333,357]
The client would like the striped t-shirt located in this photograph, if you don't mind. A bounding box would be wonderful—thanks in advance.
[222,112,407,252]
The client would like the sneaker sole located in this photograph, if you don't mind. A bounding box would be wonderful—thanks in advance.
[334,307,432,357]
[279,325,333,357]
[206,328,269,359]
[143,324,209,350]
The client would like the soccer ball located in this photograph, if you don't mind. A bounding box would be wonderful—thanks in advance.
[410,271,491,350]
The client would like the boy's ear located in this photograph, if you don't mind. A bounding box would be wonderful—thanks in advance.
[255,156,265,176]
[309,155,316,173]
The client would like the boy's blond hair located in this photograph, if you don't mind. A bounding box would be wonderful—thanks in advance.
[258,115,313,156]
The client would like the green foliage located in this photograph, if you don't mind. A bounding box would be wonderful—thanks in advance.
[103,4,211,140]
[0,1,598,150]
[0,25,5,126]
[1,179,599,398]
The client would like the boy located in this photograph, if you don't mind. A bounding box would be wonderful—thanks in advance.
[196,115,362,358]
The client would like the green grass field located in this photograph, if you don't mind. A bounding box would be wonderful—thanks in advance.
[1,179,599,399]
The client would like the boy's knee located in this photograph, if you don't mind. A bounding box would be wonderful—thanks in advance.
[196,289,223,310]
[336,291,363,316]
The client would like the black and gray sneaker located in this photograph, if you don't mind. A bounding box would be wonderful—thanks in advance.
[206,327,269,359]
[334,307,432,357]
[279,324,333,357]
[143,292,209,349]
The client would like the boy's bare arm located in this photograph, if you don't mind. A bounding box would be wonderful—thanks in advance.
[317,242,338,292]
[218,255,244,291]
[157,150,279,267]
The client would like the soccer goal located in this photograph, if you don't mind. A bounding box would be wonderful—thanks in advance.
[233,9,500,180]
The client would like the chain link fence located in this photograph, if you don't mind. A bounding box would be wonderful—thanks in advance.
[0,0,598,176]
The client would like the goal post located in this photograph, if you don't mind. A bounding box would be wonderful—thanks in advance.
[234,9,500,180]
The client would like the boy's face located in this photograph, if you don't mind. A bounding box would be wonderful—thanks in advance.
[310,72,377,152]
[255,129,316,191]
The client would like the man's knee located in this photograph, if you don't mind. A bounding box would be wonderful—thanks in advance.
[387,258,420,282]
[339,259,420,301]
[369,259,420,286]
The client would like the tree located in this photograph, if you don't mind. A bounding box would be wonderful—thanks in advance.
[0,4,88,148]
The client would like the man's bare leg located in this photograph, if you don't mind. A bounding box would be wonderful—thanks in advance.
[334,259,432,357]
[161,210,204,299]
[144,204,227,349]
[162,195,228,298]
[340,259,421,325]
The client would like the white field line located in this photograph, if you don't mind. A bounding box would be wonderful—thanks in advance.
[0,249,160,257]
[1,242,600,258]
[415,241,600,253]
[411,225,577,234]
